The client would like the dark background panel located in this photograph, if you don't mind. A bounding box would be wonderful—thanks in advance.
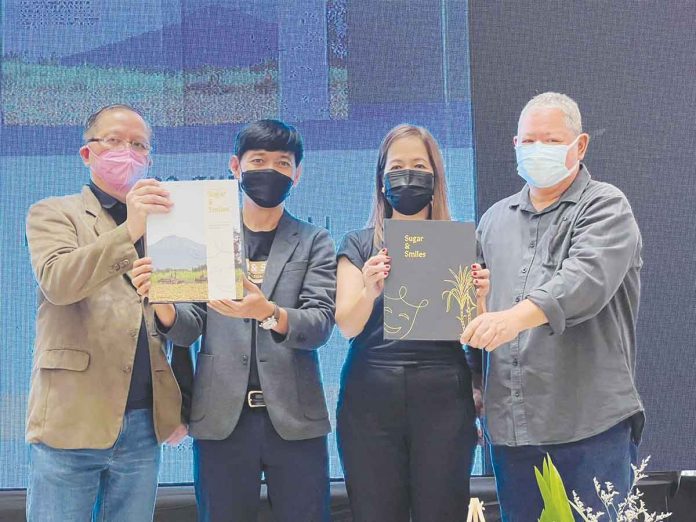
[348,0,445,105]
[469,1,696,471]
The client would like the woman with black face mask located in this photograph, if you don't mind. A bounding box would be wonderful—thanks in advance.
[335,124,489,521]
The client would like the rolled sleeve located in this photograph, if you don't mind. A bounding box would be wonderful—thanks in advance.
[526,287,566,334]
[527,191,641,335]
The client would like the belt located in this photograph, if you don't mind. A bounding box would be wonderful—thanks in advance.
[247,390,266,408]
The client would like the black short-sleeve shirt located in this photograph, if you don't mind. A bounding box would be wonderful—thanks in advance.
[89,182,152,410]
[337,228,465,366]
[244,225,277,389]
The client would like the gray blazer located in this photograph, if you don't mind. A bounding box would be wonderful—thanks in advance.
[163,211,336,441]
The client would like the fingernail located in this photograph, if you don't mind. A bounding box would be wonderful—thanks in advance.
[473,271,478,276]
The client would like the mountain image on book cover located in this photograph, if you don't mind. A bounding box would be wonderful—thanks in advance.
[384,220,477,341]
[146,179,243,303]
[149,235,209,302]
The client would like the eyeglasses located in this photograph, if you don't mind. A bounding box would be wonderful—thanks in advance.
[87,136,151,155]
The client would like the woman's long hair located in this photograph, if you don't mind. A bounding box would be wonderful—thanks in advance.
[367,124,452,247]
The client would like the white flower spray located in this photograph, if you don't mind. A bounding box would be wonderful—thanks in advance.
[571,457,672,522]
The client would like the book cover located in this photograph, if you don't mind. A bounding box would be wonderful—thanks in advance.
[146,180,244,303]
[383,219,477,341]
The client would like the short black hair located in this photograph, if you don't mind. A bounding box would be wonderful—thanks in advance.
[234,119,304,166]
[83,104,151,141]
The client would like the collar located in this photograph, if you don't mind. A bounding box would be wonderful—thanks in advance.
[508,164,592,213]
[88,181,121,210]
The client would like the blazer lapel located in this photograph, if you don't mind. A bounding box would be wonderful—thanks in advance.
[82,185,117,238]
[260,211,300,298]
[82,186,136,286]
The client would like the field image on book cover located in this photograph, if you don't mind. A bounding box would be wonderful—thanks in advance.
[147,180,244,303]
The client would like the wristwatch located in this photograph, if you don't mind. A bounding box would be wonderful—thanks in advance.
[259,302,280,330]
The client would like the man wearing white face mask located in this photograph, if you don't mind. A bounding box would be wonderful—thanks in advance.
[461,92,644,521]
[25,104,186,521]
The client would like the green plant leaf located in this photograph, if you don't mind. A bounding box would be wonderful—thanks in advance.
[535,455,575,522]
[535,466,554,517]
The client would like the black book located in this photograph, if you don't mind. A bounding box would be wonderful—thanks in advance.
[383,219,477,341]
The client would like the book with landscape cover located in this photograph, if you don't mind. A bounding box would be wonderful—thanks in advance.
[146,180,244,303]
[383,219,477,341]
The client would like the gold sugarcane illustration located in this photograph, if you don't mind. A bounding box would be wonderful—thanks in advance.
[442,265,477,334]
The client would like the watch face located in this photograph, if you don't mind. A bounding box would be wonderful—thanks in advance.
[260,315,278,330]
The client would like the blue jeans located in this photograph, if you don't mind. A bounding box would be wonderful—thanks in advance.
[27,408,161,522]
[491,419,638,522]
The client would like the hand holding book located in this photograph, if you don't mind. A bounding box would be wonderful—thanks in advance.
[361,248,391,301]
[126,179,173,243]
[471,263,490,313]
[208,276,275,322]
[131,257,176,328]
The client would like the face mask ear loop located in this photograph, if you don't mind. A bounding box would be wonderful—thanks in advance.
[428,177,434,220]
[384,194,394,219]
[381,173,392,219]
[567,134,582,174]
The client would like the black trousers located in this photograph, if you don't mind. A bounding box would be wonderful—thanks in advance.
[193,407,330,522]
[337,360,478,522]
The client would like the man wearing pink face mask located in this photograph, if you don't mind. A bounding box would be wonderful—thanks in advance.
[25,104,186,521]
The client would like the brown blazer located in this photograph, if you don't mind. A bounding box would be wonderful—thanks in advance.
[25,186,182,449]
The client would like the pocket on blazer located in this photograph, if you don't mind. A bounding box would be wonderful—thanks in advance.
[36,349,90,371]
[283,260,309,273]
[190,353,215,423]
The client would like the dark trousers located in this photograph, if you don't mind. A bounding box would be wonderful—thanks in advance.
[491,419,638,522]
[337,361,478,522]
[193,407,330,522]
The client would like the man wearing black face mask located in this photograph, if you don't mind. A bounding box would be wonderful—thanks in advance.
[148,120,337,522]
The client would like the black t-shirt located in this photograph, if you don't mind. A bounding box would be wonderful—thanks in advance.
[244,225,277,389]
[337,227,465,366]
[89,182,152,410]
